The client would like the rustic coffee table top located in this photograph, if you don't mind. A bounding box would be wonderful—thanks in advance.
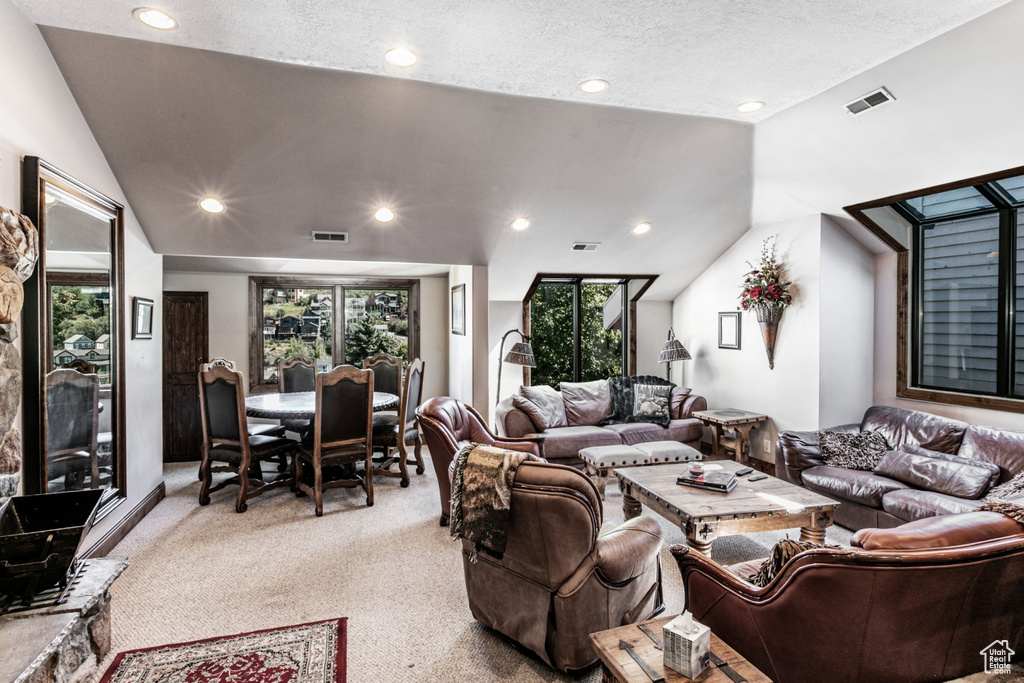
[692,409,768,426]
[617,460,839,523]
[590,615,770,683]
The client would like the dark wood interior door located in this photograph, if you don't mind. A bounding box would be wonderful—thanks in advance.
[163,291,209,462]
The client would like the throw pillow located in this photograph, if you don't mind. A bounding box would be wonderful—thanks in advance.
[902,443,1001,490]
[818,429,890,471]
[513,385,567,431]
[976,501,1024,526]
[873,447,997,500]
[628,384,671,427]
[601,375,674,425]
[750,538,836,588]
[985,470,1024,503]
[560,380,611,426]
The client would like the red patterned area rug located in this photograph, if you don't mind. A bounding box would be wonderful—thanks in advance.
[99,617,346,683]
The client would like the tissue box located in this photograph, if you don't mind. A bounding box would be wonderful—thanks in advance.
[663,612,711,678]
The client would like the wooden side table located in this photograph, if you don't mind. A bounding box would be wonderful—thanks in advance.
[590,616,770,682]
[692,409,768,465]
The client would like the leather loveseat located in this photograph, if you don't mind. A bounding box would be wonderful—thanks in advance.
[671,511,1024,683]
[777,405,1024,530]
[495,378,706,467]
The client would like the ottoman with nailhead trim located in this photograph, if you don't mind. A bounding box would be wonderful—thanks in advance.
[579,441,702,499]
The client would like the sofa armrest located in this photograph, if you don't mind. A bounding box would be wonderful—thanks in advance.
[490,436,543,458]
[675,392,707,420]
[495,397,535,438]
[775,423,859,485]
[594,516,663,584]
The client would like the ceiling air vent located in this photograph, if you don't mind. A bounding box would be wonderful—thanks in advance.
[844,87,895,116]
[571,242,601,252]
[311,231,349,243]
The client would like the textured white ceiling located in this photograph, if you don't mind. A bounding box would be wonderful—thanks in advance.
[14,0,1009,121]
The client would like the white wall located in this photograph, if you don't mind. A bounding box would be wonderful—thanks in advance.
[163,271,449,402]
[673,215,828,462]
[447,265,474,404]
[0,0,163,544]
[488,300,523,425]
[818,217,875,427]
[636,301,672,379]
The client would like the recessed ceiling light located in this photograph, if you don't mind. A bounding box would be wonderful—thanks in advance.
[374,207,396,223]
[579,79,609,94]
[632,222,652,236]
[385,47,418,67]
[510,217,530,231]
[198,197,225,214]
[133,7,178,30]
[736,101,765,113]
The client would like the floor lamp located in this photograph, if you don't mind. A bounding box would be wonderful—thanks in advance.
[496,328,535,410]
[659,327,691,380]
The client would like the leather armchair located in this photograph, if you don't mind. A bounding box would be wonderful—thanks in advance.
[416,397,541,526]
[671,511,1024,683]
[461,460,664,672]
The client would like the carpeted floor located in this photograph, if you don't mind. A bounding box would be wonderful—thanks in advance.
[92,457,853,682]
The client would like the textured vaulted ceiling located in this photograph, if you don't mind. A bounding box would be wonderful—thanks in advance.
[15,0,1009,120]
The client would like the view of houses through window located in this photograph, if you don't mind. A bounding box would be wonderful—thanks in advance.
[259,284,410,384]
[50,283,112,384]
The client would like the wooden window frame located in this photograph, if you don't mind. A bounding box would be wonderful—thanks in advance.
[845,163,1024,414]
[248,276,420,391]
[521,273,658,386]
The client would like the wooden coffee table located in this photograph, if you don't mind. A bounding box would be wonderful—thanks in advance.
[590,615,770,682]
[616,460,841,557]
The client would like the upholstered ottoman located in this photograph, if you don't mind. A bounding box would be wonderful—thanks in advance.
[579,441,703,499]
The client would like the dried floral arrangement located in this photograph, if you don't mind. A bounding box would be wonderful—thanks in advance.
[738,235,792,312]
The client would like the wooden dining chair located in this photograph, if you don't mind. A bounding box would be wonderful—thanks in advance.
[45,368,100,490]
[362,353,402,397]
[197,364,298,512]
[295,365,374,516]
[207,357,235,369]
[278,355,316,434]
[372,358,426,485]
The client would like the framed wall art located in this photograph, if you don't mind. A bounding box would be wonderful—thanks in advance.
[718,311,740,349]
[133,297,154,339]
[451,284,466,335]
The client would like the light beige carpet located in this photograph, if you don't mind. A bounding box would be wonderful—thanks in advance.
[92,458,853,682]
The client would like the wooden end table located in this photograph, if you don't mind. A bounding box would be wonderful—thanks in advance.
[590,615,770,683]
[692,409,768,465]
[616,460,841,558]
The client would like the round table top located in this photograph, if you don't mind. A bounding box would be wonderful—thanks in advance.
[244,391,399,420]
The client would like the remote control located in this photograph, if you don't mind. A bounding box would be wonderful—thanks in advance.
[748,474,768,482]
[735,467,754,476]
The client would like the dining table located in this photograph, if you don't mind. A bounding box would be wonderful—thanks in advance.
[244,390,400,420]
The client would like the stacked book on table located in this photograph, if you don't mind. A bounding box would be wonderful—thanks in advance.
[676,470,737,493]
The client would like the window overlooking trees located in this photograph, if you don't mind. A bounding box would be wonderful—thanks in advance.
[249,277,419,388]
[528,278,628,388]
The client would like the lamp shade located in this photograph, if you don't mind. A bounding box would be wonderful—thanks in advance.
[659,339,691,363]
[504,342,536,367]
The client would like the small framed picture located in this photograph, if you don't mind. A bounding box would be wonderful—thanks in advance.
[451,284,466,336]
[718,312,740,349]
[133,297,154,339]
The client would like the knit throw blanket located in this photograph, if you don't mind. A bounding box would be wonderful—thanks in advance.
[450,444,542,562]
[600,375,675,425]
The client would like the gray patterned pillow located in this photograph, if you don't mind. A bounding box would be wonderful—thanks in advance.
[818,429,890,471]
[629,384,671,427]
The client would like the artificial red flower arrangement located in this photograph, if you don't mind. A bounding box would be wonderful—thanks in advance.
[738,235,792,312]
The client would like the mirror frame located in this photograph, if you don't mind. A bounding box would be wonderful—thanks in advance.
[21,157,127,517]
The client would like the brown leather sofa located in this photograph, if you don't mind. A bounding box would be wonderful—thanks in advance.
[776,405,1024,529]
[671,511,1024,683]
[460,459,665,672]
[416,397,540,526]
[495,381,707,467]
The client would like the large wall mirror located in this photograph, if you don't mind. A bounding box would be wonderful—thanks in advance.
[22,157,126,517]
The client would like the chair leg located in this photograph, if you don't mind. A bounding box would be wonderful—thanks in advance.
[413,435,425,475]
[313,464,323,517]
[396,442,410,488]
[235,466,250,513]
[199,455,212,505]
[364,451,375,507]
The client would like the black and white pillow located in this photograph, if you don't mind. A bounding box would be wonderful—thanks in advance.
[629,384,671,427]
[818,429,890,471]
[750,538,837,588]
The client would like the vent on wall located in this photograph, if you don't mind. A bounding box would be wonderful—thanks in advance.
[571,242,601,252]
[844,87,896,115]
[311,231,349,243]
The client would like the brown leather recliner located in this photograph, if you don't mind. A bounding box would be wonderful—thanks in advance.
[416,396,541,526]
[460,459,664,672]
[671,511,1024,683]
